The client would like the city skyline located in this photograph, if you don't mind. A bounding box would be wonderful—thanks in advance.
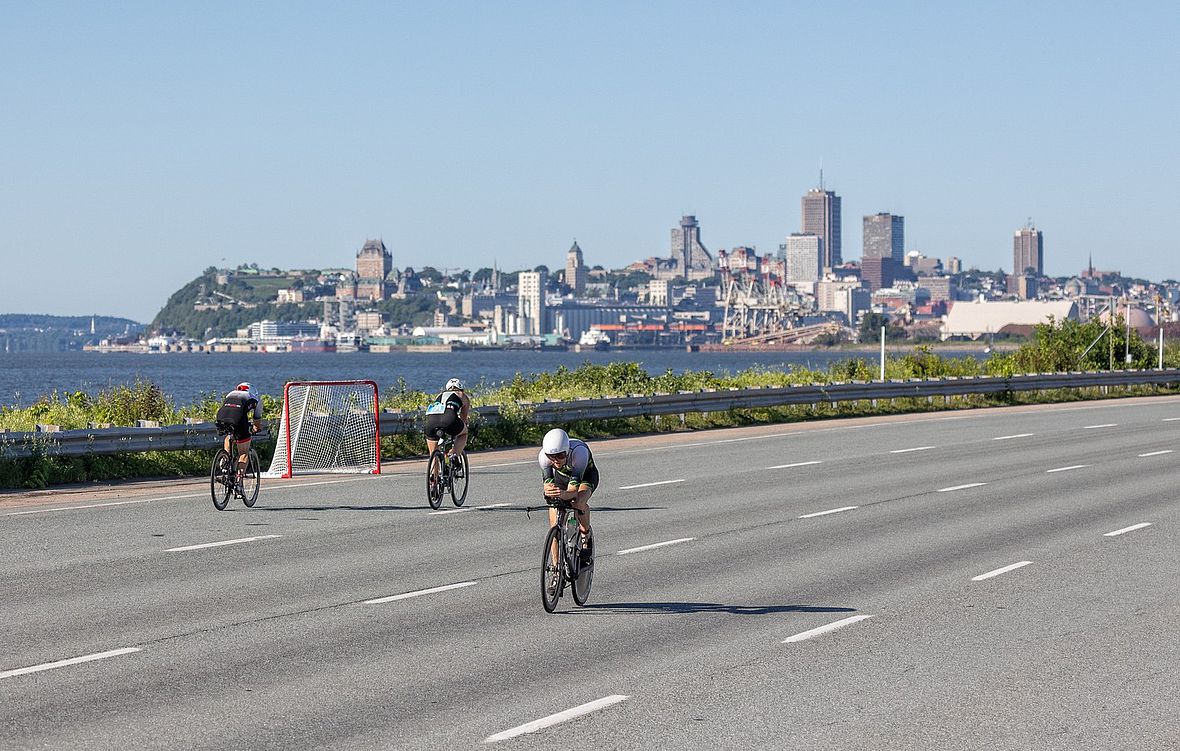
[3,3,1179,321]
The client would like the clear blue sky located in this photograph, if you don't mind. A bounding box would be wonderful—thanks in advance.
[2,2,1178,321]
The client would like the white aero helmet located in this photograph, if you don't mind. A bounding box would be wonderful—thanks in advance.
[445,377,464,391]
[542,428,570,456]
[236,382,253,392]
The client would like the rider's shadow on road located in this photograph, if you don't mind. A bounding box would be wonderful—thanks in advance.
[580,602,858,616]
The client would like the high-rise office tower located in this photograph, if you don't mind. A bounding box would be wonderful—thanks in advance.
[565,241,587,296]
[1013,224,1044,276]
[671,215,716,281]
[518,270,547,336]
[802,187,841,269]
[785,233,823,284]
[863,213,904,263]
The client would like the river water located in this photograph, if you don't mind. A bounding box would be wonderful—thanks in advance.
[0,348,987,407]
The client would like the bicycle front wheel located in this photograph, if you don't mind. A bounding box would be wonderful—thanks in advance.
[426,450,445,510]
[241,450,261,507]
[210,450,232,511]
[449,453,469,507]
[541,525,564,613]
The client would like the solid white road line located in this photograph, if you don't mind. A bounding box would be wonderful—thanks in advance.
[1138,450,1174,458]
[798,506,858,518]
[4,476,381,517]
[768,460,823,469]
[1104,522,1152,537]
[166,535,282,552]
[890,446,935,454]
[618,479,685,490]
[429,502,511,516]
[993,433,1034,441]
[1046,465,1089,473]
[364,581,478,605]
[937,482,988,493]
[971,561,1032,581]
[483,695,630,743]
[616,538,696,555]
[782,615,873,643]
[6,496,197,516]
[1163,417,1180,422]
[1,647,141,680]
[1083,423,1118,429]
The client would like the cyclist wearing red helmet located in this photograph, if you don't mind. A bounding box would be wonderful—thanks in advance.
[215,382,263,476]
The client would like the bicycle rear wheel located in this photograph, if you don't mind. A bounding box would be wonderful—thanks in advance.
[572,531,594,606]
[541,525,564,613]
[449,453,469,507]
[241,450,261,507]
[426,450,445,510]
[210,450,232,511]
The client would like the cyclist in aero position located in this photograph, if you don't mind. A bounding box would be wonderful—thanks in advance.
[215,382,263,477]
[539,428,597,563]
[425,378,470,474]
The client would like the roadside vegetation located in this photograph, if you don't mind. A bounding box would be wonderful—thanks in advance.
[3,317,1178,489]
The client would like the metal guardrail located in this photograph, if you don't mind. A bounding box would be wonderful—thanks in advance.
[3,369,1179,460]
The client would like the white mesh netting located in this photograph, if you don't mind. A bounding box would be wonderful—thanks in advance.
[264,381,380,477]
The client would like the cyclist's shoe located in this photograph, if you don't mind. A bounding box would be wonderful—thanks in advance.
[450,454,462,473]
[579,533,594,566]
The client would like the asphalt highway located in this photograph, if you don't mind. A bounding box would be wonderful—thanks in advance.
[2,396,1179,749]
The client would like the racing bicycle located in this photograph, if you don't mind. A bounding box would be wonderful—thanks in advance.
[426,433,469,510]
[528,497,594,612]
[211,431,260,511]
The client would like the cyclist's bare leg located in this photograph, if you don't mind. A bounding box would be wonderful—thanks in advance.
[235,438,250,473]
[452,427,468,460]
[426,437,440,479]
[572,487,592,537]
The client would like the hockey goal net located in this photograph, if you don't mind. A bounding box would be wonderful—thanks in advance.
[264,380,381,478]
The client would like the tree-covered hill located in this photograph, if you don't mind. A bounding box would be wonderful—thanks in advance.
[150,266,437,338]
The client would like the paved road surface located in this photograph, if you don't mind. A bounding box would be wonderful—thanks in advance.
[2,396,1178,749]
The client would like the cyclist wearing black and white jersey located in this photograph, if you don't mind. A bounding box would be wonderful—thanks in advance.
[215,382,263,477]
[539,428,597,562]
[425,378,470,470]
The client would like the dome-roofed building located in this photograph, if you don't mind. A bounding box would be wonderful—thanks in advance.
[1097,306,1156,335]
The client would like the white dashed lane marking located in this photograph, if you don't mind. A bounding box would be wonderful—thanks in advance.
[364,581,478,605]
[1046,465,1088,474]
[1104,522,1152,537]
[937,483,987,492]
[483,695,630,743]
[798,506,858,518]
[616,538,695,555]
[618,479,685,490]
[1,648,141,680]
[783,615,873,643]
[890,446,935,454]
[993,433,1034,441]
[768,461,822,469]
[166,535,282,552]
[971,561,1032,581]
[1138,450,1173,458]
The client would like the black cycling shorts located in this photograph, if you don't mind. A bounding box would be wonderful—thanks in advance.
[424,411,464,440]
[216,419,252,442]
